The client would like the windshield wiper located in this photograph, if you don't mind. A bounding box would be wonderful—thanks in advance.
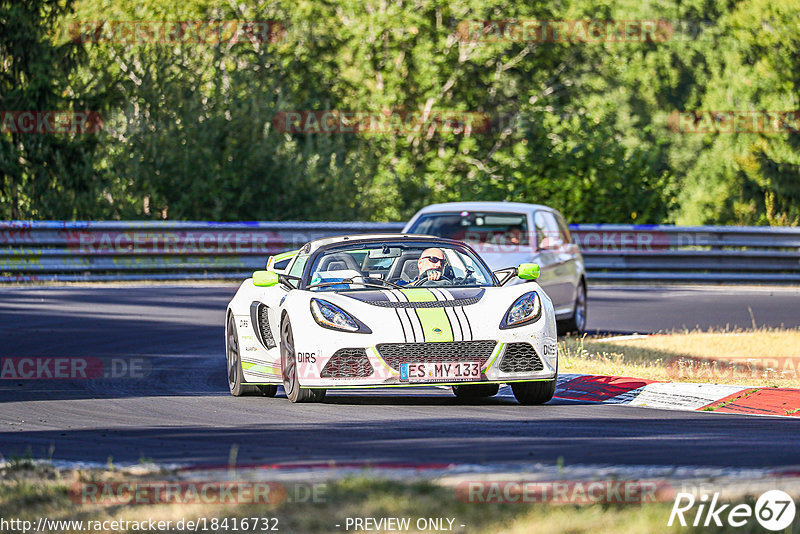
[305,276,403,290]
[357,276,404,289]
[305,279,356,290]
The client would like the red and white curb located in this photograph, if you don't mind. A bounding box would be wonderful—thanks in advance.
[552,373,800,417]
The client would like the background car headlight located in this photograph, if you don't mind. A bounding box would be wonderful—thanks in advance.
[500,291,542,329]
[310,299,370,333]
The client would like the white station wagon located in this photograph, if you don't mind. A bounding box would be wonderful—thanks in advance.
[403,201,586,333]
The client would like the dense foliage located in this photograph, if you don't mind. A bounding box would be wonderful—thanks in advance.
[1,0,797,224]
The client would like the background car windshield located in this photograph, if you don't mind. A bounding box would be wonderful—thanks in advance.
[307,242,494,291]
[409,212,529,246]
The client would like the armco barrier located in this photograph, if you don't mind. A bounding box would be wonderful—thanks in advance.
[572,224,800,283]
[1,221,799,283]
[0,221,404,282]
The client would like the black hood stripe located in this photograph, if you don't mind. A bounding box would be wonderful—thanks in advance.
[456,305,473,341]
[341,287,485,305]
[383,290,410,343]
[440,287,485,300]
[338,289,390,302]
[393,290,422,342]
[337,287,481,342]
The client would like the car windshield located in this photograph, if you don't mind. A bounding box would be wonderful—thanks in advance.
[408,212,530,246]
[305,241,495,291]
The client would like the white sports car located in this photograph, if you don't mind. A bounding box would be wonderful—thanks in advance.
[225,234,558,404]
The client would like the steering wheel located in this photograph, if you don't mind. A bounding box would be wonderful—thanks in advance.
[412,269,453,287]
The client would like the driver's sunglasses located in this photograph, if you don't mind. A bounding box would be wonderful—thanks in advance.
[420,256,443,264]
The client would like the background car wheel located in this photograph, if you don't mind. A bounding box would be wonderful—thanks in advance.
[452,384,499,398]
[280,317,326,403]
[226,312,260,396]
[257,385,278,397]
[511,378,556,405]
[558,280,587,335]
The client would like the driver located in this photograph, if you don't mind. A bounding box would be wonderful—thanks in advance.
[417,248,445,281]
[401,247,452,285]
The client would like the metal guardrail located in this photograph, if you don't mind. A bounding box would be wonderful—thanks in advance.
[1,221,799,283]
[0,221,404,282]
[571,224,800,283]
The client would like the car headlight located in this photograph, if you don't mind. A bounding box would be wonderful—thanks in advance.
[310,299,371,333]
[500,291,542,329]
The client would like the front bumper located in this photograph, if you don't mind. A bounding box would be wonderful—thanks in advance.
[289,285,559,388]
[296,338,557,388]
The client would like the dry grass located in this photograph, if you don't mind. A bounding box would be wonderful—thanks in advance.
[560,328,800,387]
[0,463,751,534]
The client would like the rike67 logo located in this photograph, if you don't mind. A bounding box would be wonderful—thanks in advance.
[669,490,796,531]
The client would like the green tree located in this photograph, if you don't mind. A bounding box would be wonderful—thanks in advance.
[0,0,108,218]
[18,0,793,225]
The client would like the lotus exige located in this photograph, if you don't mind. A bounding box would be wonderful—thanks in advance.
[225,234,558,404]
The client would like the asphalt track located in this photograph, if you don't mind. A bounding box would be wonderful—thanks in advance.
[1,284,799,469]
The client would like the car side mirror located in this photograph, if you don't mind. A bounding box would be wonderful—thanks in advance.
[517,263,540,280]
[253,270,279,287]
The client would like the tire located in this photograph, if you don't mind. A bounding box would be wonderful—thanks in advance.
[511,379,556,405]
[559,280,587,335]
[452,384,499,398]
[280,317,326,403]
[226,312,260,396]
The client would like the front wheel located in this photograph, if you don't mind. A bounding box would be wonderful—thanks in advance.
[226,312,260,396]
[511,379,556,405]
[280,317,326,403]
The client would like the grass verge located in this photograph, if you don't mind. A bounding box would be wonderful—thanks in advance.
[560,328,800,387]
[0,463,781,534]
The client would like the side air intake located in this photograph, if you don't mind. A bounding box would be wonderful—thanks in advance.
[250,302,277,350]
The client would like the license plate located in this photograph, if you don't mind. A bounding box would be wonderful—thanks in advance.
[399,362,482,382]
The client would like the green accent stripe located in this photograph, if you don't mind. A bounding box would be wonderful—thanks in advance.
[273,250,298,262]
[400,288,454,343]
[482,342,505,372]
[242,362,281,375]
[370,346,398,375]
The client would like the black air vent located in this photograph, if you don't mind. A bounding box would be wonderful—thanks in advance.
[320,349,374,378]
[250,302,276,350]
[499,343,544,373]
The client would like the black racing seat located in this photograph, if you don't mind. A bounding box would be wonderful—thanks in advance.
[317,253,361,272]
[400,259,419,281]
[388,252,419,282]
